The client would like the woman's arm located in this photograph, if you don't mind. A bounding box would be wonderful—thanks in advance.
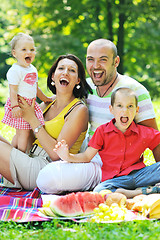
[53,139,98,163]
[37,85,53,103]
[18,97,89,161]
[57,103,89,149]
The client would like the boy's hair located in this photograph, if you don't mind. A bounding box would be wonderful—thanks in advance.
[111,87,138,106]
[10,33,34,50]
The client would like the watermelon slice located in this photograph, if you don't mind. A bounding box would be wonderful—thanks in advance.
[50,192,83,217]
[76,192,104,215]
[48,191,104,217]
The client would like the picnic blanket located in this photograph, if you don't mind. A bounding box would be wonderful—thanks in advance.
[0,185,51,222]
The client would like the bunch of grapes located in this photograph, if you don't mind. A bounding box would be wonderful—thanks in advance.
[90,203,128,223]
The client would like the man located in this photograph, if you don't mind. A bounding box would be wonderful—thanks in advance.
[85,38,160,162]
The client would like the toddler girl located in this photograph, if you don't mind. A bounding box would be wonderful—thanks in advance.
[2,33,51,152]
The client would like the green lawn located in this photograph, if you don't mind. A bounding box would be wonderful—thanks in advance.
[0,102,160,239]
[0,220,160,240]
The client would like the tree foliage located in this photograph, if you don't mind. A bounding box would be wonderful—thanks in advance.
[0,0,160,101]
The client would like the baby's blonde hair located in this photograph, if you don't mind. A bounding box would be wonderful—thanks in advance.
[10,33,34,50]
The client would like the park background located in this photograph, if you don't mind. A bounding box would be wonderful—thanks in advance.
[0,1,160,239]
[0,0,160,105]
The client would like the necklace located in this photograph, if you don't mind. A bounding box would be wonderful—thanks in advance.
[97,74,118,98]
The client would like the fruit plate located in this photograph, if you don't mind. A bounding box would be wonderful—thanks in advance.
[38,210,93,221]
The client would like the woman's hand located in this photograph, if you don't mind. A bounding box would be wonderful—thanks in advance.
[12,107,22,118]
[18,96,36,123]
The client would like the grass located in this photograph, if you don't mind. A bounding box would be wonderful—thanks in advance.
[0,102,160,239]
[0,220,160,239]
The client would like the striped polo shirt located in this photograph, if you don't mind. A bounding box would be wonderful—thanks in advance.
[86,74,156,141]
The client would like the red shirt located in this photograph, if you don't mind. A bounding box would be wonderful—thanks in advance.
[88,119,160,182]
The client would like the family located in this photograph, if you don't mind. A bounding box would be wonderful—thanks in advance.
[0,33,160,198]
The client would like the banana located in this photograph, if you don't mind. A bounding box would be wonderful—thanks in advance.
[44,207,56,217]
[39,207,56,217]
[149,212,160,219]
[38,207,47,215]
[149,204,160,219]
[141,194,160,217]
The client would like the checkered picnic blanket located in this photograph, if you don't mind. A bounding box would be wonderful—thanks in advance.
[0,185,50,222]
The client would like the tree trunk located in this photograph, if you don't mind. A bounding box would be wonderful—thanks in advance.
[117,0,126,74]
[95,1,101,37]
[106,0,113,41]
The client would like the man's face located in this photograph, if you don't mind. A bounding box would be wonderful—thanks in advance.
[86,44,118,86]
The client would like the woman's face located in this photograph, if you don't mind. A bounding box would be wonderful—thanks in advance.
[52,58,80,92]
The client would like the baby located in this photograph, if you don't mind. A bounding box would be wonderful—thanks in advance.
[2,33,52,152]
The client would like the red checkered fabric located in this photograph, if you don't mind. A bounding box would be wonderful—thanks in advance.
[2,97,44,129]
[0,185,51,222]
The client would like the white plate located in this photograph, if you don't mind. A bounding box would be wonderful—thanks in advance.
[38,210,92,220]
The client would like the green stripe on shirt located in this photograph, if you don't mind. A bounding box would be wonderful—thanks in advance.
[138,93,150,102]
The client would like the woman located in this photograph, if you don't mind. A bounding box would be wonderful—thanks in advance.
[0,54,101,192]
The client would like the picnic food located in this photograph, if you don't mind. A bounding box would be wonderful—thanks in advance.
[50,192,83,217]
[126,193,160,219]
[39,206,56,217]
[40,191,104,217]
[99,189,112,198]
[90,203,128,222]
[141,194,160,219]
[39,191,160,220]
[76,192,104,215]
[126,194,147,211]
[105,192,127,207]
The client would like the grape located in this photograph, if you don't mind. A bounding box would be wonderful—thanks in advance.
[99,203,110,212]
[90,202,128,222]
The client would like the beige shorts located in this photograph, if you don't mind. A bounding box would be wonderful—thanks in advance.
[8,148,50,190]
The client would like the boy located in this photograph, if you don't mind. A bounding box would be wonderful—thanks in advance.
[54,88,160,198]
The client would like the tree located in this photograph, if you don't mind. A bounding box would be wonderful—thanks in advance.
[0,0,160,100]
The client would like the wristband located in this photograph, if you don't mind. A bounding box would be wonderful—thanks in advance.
[11,105,19,109]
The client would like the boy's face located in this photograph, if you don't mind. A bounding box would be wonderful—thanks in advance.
[12,38,36,68]
[109,91,139,133]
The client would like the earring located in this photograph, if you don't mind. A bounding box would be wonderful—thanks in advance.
[51,81,55,86]
[76,84,80,89]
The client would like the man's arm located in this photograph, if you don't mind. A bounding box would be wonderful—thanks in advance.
[138,118,158,130]
[152,144,160,162]
[139,118,160,162]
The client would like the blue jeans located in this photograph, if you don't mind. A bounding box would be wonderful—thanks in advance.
[93,162,160,192]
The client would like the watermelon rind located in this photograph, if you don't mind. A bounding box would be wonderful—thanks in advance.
[50,193,83,217]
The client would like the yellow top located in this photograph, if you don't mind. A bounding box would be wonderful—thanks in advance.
[34,98,87,154]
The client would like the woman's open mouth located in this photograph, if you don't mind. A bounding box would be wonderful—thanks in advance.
[60,79,69,86]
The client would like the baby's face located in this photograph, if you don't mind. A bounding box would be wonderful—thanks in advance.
[12,38,36,67]
[109,92,139,133]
